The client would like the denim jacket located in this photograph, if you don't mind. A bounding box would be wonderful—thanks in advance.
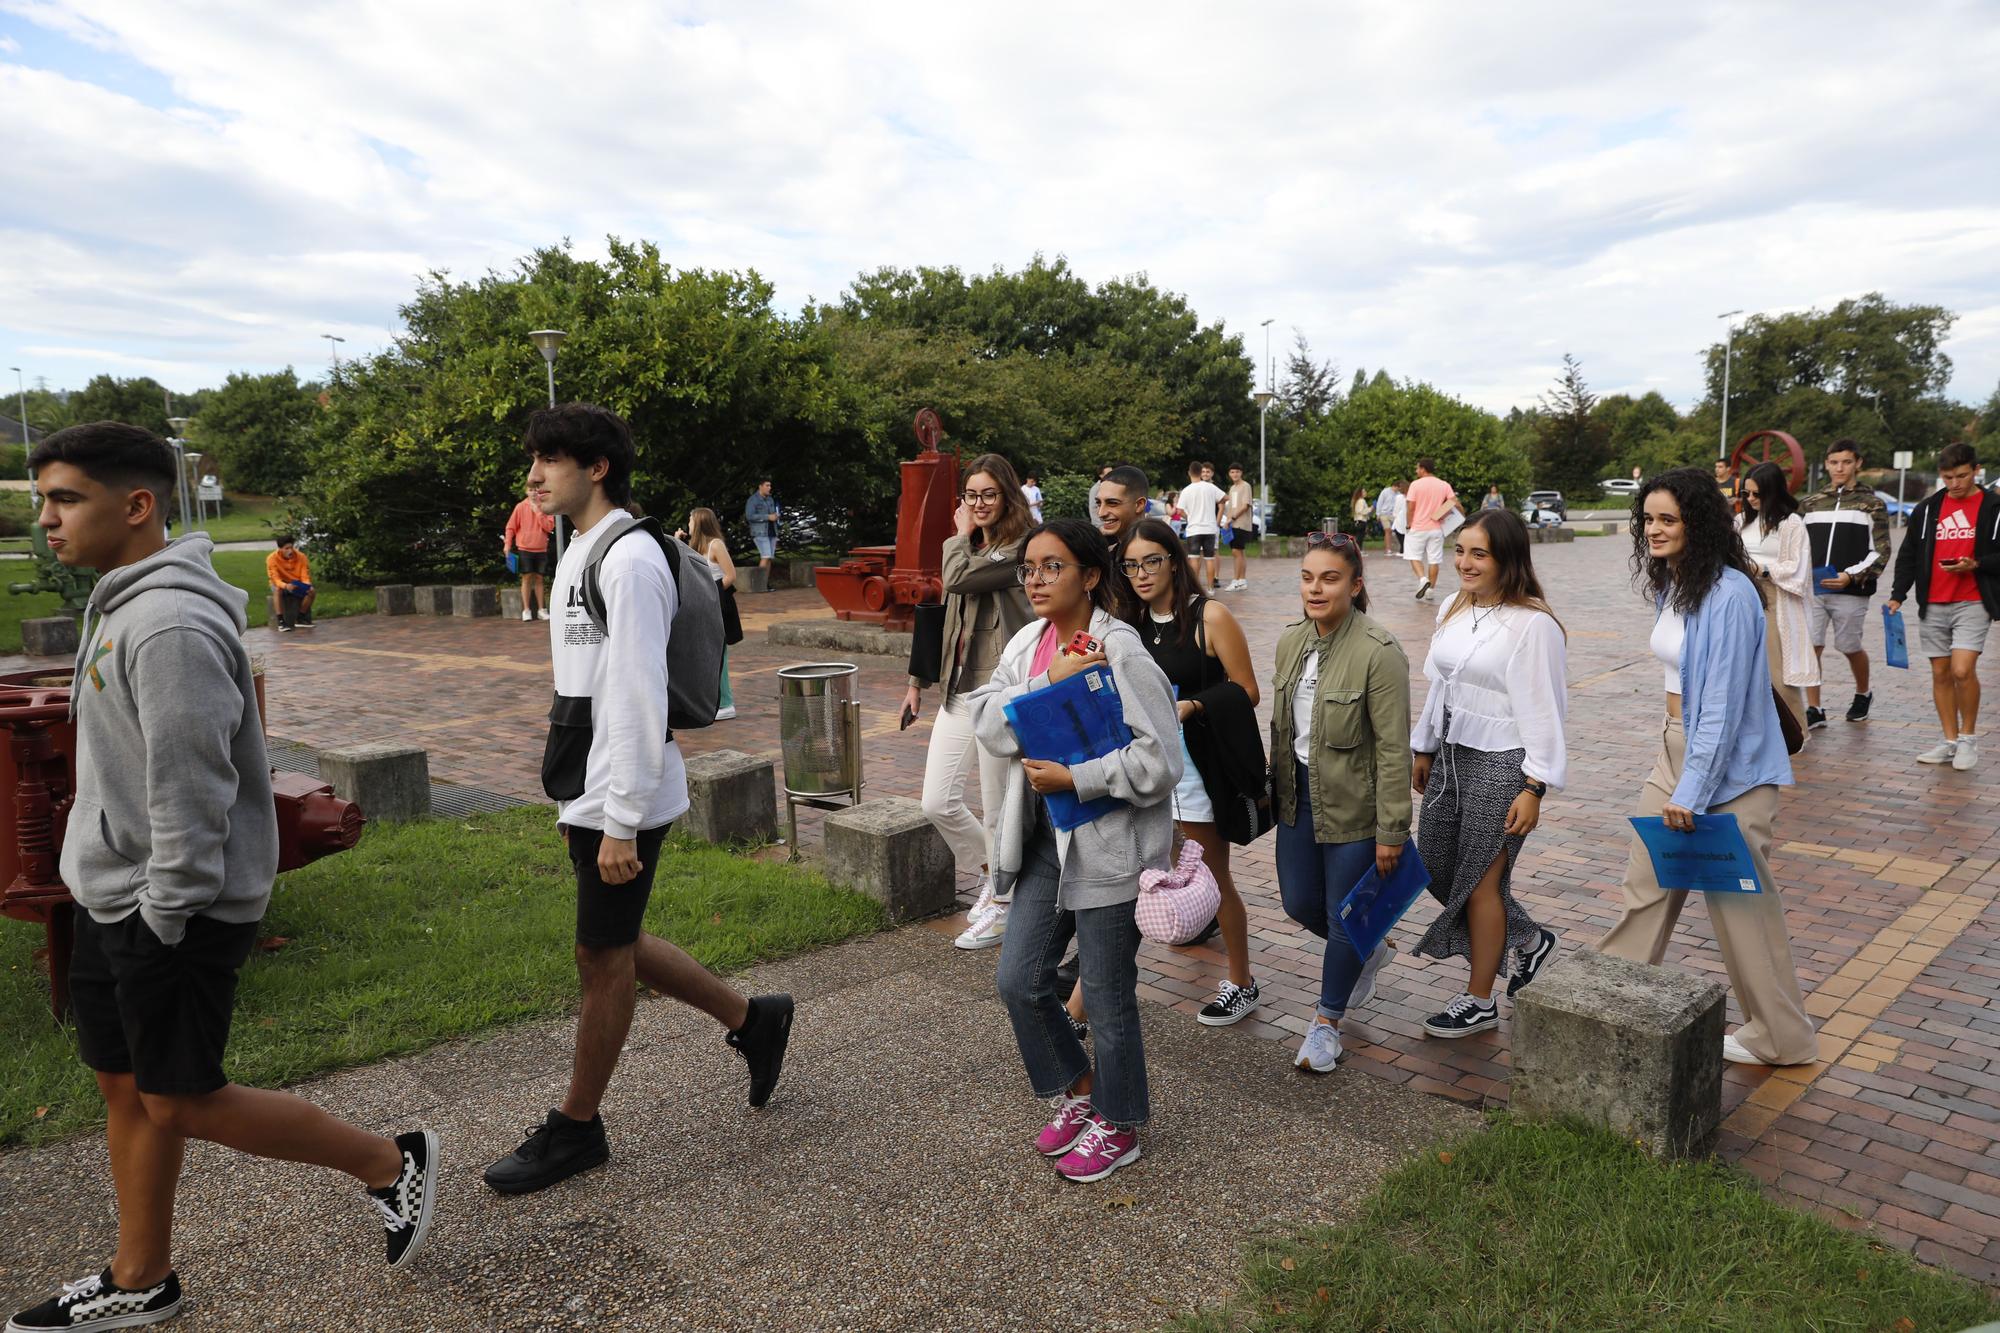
[1669,567,1793,812]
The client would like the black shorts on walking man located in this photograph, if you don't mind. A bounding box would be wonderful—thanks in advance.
[7,423,439,1333]
[483,403,794,1197]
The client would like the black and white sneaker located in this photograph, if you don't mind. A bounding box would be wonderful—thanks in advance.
[1067,1012,1090,1044]
[368,1129,440,1268]
[1423,993,1498,1038]
[1196,979,1261,1026]
[6,1269,181,1331]
[1805,706,1827,731]
[1845,691,1873,722]
[1506,928,1560,998]
[1413,581,1431,601]
[726,994,794,1109]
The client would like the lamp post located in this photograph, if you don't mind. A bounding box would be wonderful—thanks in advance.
[9,366,27,478]
[1254,390,1274,532]
[165,417,194,533]
[527,329,568,560]
[1717,309,1743,460]
[322,333,345,375]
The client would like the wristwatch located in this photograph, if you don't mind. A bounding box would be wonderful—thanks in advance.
[1522,779,1548,798]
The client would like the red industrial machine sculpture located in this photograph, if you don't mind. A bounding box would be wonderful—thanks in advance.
[813,408,962,633]
[0,668,365,1018]
[1727,429,1808,494]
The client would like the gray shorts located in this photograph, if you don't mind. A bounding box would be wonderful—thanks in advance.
[1807,593,1868,654]
[1919,599,1993,658]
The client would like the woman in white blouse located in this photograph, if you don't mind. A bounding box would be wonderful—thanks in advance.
[1736,462,1819,731]
[1408,509,1568,1038]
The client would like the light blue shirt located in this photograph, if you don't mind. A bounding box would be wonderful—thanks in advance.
[1665,567,1793,812]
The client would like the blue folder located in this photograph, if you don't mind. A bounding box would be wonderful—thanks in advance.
[1338,843,1431,960]
[1812,564,1840,595]
[1628,813,1762,893]
[1883,605,1909,670]
[1003,664,1132,831]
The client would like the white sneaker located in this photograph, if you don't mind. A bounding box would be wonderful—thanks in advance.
[1349,941,1392,1012]
[1228,579,1247,591]
[1917,739,1959,764]
[537,609,551,621]
[1953,736,1978,771]
[1295,1022,1342,1073]
[520,609,532,621]
[954,900,1008,950]
[714,706,736,720]
[1721,1033,1766,1065]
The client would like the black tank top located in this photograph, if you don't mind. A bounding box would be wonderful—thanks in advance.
[1141,596,1228,700]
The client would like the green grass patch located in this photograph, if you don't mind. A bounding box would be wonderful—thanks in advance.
[1170,1115,2000,1332]
[0,806,885,1145]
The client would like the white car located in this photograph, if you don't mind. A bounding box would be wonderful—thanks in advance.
[1600,478,1642,495]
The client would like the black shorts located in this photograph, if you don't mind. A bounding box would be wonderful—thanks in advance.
[1228,526,1260,549]
[1186,533,1218,557]
[517,551,549,575]
[69,906,260,1096]
[566,823,672,948]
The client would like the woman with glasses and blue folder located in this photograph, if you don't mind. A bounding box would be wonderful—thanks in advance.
[1269,530,1413,1073]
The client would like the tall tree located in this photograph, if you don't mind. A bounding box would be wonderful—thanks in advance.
[1279,331,1340,424]
[189,368,321,495]
[1533,355,1612,494]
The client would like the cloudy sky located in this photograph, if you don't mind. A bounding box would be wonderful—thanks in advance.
[3,1,1997,415]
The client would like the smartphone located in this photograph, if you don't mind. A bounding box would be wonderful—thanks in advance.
[1066,630,1102,658]
[899,703,917,731]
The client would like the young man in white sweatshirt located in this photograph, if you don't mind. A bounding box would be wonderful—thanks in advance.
[483,404,793,1196]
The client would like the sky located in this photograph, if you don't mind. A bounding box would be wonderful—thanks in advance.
[2,1,1997,416]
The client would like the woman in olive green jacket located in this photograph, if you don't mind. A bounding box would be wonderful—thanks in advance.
[1269,531,1413,1074]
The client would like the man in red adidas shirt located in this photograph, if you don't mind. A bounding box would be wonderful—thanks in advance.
[1888,442,2000,771]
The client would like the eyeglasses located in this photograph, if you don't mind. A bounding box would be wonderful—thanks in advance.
[1016,561,1070,585]
[1118,553,1170,577]
[1305,531,1360,551]
[962,489,1001,506]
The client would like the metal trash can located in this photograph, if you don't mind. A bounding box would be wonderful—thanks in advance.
[777,662,864,854]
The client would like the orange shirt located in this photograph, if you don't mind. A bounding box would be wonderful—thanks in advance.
[266,548,310,589]
[504,498,555,553]
[1406,476,1455,533]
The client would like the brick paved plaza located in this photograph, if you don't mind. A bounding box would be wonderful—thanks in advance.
[16,530,1995,1283]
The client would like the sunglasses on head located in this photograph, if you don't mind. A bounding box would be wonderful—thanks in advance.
[1305,531,1359,551]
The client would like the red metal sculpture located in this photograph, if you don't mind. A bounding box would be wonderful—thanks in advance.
[0,670,364,1018]
[1727,429,1808,494]
[813,408,962,632]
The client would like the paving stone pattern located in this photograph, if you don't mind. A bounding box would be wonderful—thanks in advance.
[5,533,1996,1284]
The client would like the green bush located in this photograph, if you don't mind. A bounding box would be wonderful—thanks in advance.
[1038,473,1093,524]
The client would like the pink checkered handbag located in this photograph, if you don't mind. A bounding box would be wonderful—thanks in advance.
[1134,838,1221,945]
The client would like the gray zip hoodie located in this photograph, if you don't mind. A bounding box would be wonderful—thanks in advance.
[63,535,276,945]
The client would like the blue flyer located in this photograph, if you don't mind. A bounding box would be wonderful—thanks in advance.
[1003,664,1132,831]
[1811,564,1840,596]
[1883,605,1909,670]
[1628,814,1763,893]
[1338,843,1431,960]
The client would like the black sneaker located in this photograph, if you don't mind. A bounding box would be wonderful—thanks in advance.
[1846,691,1873,722]
[1188,915,1222,948]
[1196,979,1261,1027]
[1422,993,1499,1038]
[1805,706,1827,731]
[726,994,794,1109]
[368,1129,440,1268]
[1506,929,1561,999]
[482,1109,608,1195]
[6,1268,182,1330]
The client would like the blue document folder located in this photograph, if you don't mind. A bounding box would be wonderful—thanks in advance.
[1004,665,1132,831]
[1338,844,1431,960]
[1812,564,1840,595]
[1883,605,1910,669]
[1628,814,1763,893]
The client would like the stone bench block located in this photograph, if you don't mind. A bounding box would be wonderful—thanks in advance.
[1513,949,1727,1159]
[780,558,818,589]
[823,796,954,922]
[413,585,455,615]
[317,742,431,823]
[500,587,524,618]
[451,585,500,617]
[682,749,778,845]
[22,616,79,657]
[376,584,416,616]
[742,565,771,594]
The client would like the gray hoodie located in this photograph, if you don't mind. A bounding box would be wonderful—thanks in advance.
[63,535,276,945]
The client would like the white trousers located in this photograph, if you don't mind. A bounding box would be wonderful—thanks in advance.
[921,695,1011,886]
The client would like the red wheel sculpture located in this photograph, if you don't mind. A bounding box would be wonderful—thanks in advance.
[1728,430,1806,494]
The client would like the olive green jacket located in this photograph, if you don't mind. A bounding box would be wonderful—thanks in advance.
[910,532,1033,702]
[1269,611,1413,846]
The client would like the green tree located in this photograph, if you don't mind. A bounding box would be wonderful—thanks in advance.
[189,368,320,495]
[66,375,178,436]
[1279,332,1341,425]
[1533,355,1612,495]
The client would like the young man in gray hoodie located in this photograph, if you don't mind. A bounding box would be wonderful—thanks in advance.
[8,424,439,1333]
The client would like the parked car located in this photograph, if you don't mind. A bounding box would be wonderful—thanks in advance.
[1600,478,1641,495]
[1521,490,1567,522]
[1873,490,1915,524]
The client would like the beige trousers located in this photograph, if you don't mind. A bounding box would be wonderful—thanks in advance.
[1597,717,1819,1065]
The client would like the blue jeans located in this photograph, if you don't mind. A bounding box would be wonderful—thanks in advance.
[1276,761,1379,1021]
[994,825,1149,1128]
[753,531,777,561]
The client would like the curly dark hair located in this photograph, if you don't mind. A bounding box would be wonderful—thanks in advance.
[1629,466,1757,614]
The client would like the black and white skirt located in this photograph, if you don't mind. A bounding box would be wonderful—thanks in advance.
[1411,740,1544,967]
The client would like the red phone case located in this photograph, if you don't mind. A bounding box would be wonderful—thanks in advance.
[1067,630,1101,657]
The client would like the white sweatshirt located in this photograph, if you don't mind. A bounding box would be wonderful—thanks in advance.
[549,508,689,838]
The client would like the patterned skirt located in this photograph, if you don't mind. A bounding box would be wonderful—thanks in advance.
[1411,739,1544,967]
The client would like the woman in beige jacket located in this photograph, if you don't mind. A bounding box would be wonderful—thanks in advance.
[1737,462,1820,729]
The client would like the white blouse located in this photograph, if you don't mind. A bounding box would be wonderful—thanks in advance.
[1653,605,1685,695]
[1410,601,1569,790]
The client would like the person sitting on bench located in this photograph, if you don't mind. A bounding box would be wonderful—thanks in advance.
[266,535,315,631]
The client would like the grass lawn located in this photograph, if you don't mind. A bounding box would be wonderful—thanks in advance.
[1171,1115,2000,1332]
[1,806,886,1146]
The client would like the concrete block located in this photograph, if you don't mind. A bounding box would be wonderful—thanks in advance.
[1513,949,1727,1159]
[767,619,912,659]
[412,585,454,615]
[823,796,954,922]
[780,558,818,589]
[500,587,523,618]
[375,584,416,616]
[451,585,500,617]
[682,749,778,845]
[317,742,431,823]
[22,616,79,657]
[743,565,771,594]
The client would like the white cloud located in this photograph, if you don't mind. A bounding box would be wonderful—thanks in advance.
[0,0,1995,415]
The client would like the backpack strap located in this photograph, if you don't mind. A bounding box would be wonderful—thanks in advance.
[579,515,677,637]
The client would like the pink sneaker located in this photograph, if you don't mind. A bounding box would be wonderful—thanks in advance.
[1036,1095,1094,1157]
[1054,1114,1141,1182]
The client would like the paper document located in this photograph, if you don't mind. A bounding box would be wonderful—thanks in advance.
[1628,814,1763,893]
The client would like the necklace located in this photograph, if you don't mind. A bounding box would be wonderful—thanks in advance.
[1470,600,1503,632]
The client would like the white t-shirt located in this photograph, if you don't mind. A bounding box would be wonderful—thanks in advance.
[1022,484,1043,523]
[1392,493,1410,534]
[1180,480,1225,535]
[1653,605,1686,696]
[1292,647,1320,764]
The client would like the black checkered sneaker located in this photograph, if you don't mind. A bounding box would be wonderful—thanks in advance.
[5,1268,181,1331]
[369,1129,441,1268]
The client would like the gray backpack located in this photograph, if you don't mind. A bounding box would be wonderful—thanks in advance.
[578,515,725,731]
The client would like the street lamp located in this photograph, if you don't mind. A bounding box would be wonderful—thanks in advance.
[1254,390,1274,533]
[1717,309,1743,460]
[165,417,194,533]
[527,329,568,559]
[322,333,345,374]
